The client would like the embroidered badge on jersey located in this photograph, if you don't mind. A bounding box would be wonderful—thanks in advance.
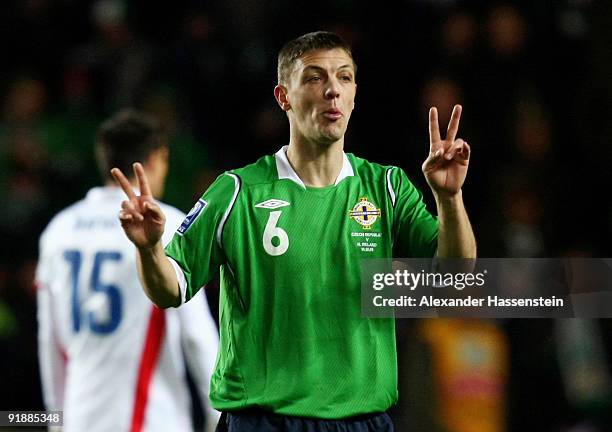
[349,197,381,229]
[254,199,290,209]
[177,199,208,235]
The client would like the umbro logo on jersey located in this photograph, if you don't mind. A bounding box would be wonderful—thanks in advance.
[177,199,208,235]
[254,199,290,209]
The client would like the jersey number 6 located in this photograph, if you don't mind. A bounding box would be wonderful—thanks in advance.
[262,211,289,256]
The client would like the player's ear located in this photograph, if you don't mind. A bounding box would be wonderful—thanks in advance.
[155,145,169,161]
[145,146,169,176]
[274,85,291,112]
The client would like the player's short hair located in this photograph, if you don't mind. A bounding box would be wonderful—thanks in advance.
[96,109,166,180]
[277,31,356,85]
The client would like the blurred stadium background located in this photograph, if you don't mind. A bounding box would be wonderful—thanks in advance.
[1,0,611,430]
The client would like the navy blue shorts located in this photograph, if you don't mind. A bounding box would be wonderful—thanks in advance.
[215,409,394,432]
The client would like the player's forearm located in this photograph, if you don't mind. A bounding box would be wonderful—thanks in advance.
[136,243,181,308]
[434,190,476,258]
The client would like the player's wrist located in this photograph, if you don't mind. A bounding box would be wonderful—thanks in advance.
[137,241,165,256]
[432,188,463,204]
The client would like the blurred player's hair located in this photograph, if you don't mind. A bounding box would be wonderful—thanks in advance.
[96,109,167,180]
[277,31,356,85]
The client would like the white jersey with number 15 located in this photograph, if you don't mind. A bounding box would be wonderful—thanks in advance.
[36,186,220,432]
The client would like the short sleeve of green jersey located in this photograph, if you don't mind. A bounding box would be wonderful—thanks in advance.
[390,167,439,257]
[165,173,238,302]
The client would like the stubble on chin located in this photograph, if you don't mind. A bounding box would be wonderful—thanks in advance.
[313,124,342,145]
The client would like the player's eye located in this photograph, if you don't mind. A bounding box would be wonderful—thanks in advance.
[306,76,321,82]
[340,75,353,82]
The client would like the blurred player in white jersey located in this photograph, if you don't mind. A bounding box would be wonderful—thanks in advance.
[36,110,220,432]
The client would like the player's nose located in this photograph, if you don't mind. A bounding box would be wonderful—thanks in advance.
[324,78,341,99]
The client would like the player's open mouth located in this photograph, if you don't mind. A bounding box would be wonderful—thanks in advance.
[322,109,343,120]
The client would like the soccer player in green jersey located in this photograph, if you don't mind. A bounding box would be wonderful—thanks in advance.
[112,31,476,431]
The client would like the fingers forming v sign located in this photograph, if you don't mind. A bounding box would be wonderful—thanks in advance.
[111,163,165,248]
[112,165,142,222]
[423,104,471,195]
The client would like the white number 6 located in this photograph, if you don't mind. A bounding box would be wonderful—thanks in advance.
[263,211,289,256]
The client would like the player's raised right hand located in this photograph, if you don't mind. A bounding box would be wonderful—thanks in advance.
[111,163,166,250]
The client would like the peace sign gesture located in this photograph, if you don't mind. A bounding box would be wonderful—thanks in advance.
[111,163,166,249]
[422,105,471,197]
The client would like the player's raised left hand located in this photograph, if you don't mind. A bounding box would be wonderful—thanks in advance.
[422,104,470,197]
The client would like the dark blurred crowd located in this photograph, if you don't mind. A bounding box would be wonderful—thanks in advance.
[1,0,611,430]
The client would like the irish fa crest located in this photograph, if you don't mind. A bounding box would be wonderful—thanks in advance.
[349,197,381,229]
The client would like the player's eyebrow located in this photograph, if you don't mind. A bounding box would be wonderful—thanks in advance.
[337,64,354,72]
[302,64,355,74]
[302,65,327,74]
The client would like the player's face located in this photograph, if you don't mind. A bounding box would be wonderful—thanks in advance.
[284,48,356,145]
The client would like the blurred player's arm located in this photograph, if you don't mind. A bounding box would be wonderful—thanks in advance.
[111,163,181,308]
[177,292,221,431]
[422,105,476,258]
[36,276,66,411]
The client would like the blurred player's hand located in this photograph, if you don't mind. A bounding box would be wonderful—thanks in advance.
[111,162,166,249]
[422,104,470,197]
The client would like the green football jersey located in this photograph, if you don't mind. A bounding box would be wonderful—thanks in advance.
[165,146,438,419]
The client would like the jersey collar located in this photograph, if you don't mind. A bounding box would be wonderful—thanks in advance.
[86,186,135,201]
[274,145,354,189]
